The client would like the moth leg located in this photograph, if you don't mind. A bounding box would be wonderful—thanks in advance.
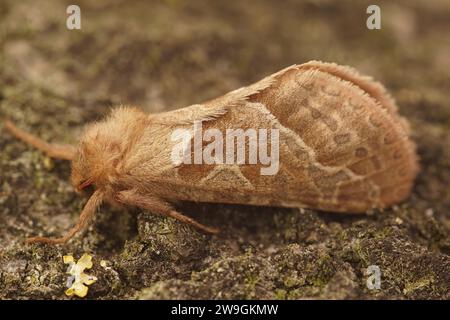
[27,190,104,245]
[115,190,220,234]
[3,120,76,160]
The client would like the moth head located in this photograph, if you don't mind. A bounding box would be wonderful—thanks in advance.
[71,144,97,194]
[70,106,146,193]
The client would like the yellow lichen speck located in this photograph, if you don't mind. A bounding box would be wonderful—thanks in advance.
[63,253,97,298]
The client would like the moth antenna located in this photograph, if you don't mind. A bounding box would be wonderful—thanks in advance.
[3,120,76,161]
[27,190,104,245]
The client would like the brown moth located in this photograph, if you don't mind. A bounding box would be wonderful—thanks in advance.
[3,61,419,245]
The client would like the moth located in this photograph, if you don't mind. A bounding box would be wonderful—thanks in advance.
[3,61,419,245]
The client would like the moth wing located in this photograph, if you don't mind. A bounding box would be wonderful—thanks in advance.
[131,62,418,214]
[150,65,300,125]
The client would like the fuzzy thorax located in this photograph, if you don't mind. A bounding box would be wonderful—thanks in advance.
[70,107,147,192]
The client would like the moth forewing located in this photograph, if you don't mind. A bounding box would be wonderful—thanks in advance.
[147,62,418,213]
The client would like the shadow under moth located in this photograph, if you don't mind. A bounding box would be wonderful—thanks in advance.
[3,61,419,245]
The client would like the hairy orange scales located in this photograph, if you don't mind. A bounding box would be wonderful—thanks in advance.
[3,61,419,245]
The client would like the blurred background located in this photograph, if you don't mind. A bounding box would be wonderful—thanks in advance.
[0,0,449,299]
